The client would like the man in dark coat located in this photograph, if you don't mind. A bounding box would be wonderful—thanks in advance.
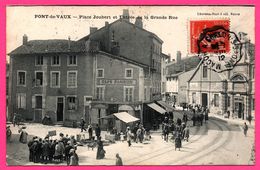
[88,125,93,140]
[36,138,43,163]
[182,112,188,124]
[65,142,73,165]
[175,133,182,151]
[42,140,50,163]
[80,118,87,132]
[28,136,36,162]
[49,140,55,162]
[30,139,38,163]
[95,124,101,139]
[177,118,182,126]
[199,113,204,126]
[115,153,123,166]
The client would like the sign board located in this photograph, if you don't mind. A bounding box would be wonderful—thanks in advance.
[98,79,136,85]
[48,130,56,137]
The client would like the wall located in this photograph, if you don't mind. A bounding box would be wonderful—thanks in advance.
[9,52,94,122]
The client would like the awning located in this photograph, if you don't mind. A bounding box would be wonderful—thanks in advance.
[118,105,134,111]
[113,112,139,123]
[99,112,139,123]
[157,101,175,111]
[92,104,107,109]
[147,103,166,114]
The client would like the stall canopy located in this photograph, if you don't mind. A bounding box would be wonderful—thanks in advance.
[99,112,139,123]
[157,101,175,111]
[147,103,166,114]
[113,112,139,123]
[118,105,134,111]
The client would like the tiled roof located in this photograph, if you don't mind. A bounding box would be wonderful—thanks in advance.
[166,56,201,76]
[9,39,85,55]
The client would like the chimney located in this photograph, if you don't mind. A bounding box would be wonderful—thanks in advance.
[90,27,98,34]
[135,16,143,28]
[105,21,109,26]
[23,34,28,45]
[122,9,130,22]
[176,51,181,63]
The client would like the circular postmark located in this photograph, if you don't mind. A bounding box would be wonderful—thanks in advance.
[197,25,242,72]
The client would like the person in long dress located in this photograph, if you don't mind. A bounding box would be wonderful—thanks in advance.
[96,137,105,159]
[19,127,28,144]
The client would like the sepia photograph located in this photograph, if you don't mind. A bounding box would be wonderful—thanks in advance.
[6,5,255,166]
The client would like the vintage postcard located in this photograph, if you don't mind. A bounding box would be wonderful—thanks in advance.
[5,5,255,166]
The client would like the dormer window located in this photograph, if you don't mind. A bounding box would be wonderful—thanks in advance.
[68,55,77,66]
[52,55,60,66]
[35,56,43,66]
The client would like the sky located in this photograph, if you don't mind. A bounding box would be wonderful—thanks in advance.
[6,6,255,62]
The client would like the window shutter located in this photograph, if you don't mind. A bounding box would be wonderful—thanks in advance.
[75,97,78,110]
[16,94,19,108]
[42,96,46,108]
[22,94,26,109]
[43,72,47,86]
[32,95,35,108]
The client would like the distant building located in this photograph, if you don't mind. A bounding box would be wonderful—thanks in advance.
[165,52,201,105]
[187,39,255,119]
[161,53,170,101]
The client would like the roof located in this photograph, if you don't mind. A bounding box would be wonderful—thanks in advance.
[166,56,201,76]
[9,39,85,55]
[98,51,150,69]
[78,19,163,43]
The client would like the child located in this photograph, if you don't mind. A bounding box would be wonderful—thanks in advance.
[120,131,124,142]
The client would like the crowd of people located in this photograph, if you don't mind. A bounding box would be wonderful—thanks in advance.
[27,133,79,165]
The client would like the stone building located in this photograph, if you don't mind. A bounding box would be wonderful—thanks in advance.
[8,10,168,129]
[187,38,255,119]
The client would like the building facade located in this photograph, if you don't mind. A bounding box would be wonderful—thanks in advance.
[187,39,255,119]
[8,10,167,129]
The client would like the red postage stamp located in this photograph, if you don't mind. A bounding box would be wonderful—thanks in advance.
[190,20,230,54]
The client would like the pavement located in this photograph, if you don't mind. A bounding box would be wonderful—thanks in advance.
[210,114,255,129]
[6,116,255,165]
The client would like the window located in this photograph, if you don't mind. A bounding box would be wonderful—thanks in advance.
[35,96,42,109]
[51,71,60,87]
[68,96,76,110]
[35,56,43,65]
[35,71,43,86]
[96,86,105,100]
[67,71,77,88]
[97,69,104,78]
[52,55,60,66]
[17,93,26,109]
[17,71,26,86]
[192,92,196,104]
[214,94,219,107]
[203,65,208,78]
[68,55,77,66]
[124,86,134,102]
[125,68,133,78]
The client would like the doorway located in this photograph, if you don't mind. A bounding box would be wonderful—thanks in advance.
[235,102,243,119]
[57,97,64,121]
[202,93,208,107]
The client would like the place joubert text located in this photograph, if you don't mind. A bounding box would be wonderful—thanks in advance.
[34,14,178,20]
